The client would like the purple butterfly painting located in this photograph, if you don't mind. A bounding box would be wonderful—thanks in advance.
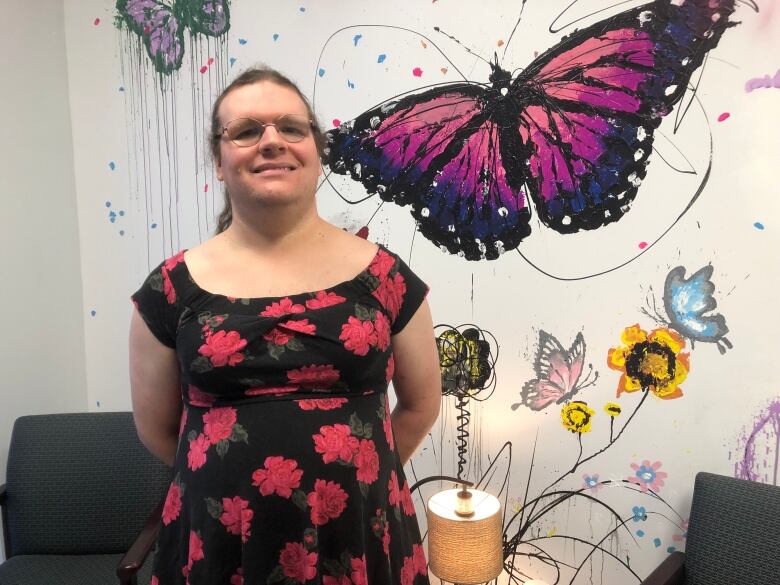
[325,0,738,260]
[116,0,230,75]
[512,331,597,412]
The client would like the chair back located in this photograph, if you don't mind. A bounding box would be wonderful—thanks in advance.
[685,471,780,585]
[4,412,171,556]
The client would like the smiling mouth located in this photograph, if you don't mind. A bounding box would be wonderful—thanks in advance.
[253,165,296,174]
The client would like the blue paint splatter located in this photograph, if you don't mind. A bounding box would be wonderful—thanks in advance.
[636,530,645,537]
[653,538,662,548]
[272,33,279,41]
[108,161,116,170]
[347,79,355,89]
[318,68,326,77]
[119,230,125,236]
[229,57,236,67]
[119,86,125,92]
[353,34,362,46]
[90,310,97,317]
[377,53,386,63]
[238,38,247,45]
[119,210,125,217]
[105,201,111,208]
[667,546,676,553]
[109,211,117,223]
[96,401,101,408]
[151,223,158,229]
[754,221,765,230]
[299,6,305,12]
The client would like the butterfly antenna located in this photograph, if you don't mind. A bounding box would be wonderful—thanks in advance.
[433,26,492,67]
[500,0,529,63]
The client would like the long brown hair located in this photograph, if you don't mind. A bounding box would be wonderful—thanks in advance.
[210,67,327,234]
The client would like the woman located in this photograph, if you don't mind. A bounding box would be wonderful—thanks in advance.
[129,67,441,585]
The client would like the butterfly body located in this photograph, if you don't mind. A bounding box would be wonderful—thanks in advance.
[325,0,737,260]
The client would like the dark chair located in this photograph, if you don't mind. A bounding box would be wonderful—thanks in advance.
[0,412,171,585]
[643,471,780,585]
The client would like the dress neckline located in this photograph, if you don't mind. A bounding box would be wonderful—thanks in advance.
[178,243,383,304]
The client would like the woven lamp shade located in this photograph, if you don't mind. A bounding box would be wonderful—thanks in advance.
[426,488,503,585]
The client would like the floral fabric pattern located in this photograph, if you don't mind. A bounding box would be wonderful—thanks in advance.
[132,245,429,585]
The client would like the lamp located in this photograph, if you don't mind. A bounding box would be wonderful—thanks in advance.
[426,485,503,585]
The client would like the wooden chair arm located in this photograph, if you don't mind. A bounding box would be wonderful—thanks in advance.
[642,551,686,585]
[116,497,164,585]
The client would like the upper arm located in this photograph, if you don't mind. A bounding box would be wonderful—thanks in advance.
[129,308,182,439]
[390,299,441,412]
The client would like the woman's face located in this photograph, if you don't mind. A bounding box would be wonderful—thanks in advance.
[215,81,321,209]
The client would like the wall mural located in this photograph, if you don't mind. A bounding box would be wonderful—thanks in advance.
[61,0,776,582]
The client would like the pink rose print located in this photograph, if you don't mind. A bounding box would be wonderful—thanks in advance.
[164,250,185,271]
[400,480,415,515]
[385,355,395,383]
[182,530,204,578]
[280,319,316,336]
[369,249,396,280]
[188,384,215,407]
[162,482,182,525]
[279,541,318,583]
[307,479,348,526]
[264,328,293,346]
[246,386,298,396]
[400,556,416,585]
[220,496,253,543]
[198,330,247,367]
[179,407,188,437]
[287,364,340,388]
[351,556,368,585]
[203,407,238,444]
[372,273,406,321]
[162,267,177,304]
[373,312,391,351]
[306,290,347,309]
[151,577,160,585]
[340,317,378,356]
[388,471,401,507]
[313,424,360,463]
[323,575,351,585]
[187,433,209,471]
[413,544,428,576]
[296,397,348,411]
[261,298,306,317]
[252,456,303,498]
[354,439,379,484]
[230,568,244,585]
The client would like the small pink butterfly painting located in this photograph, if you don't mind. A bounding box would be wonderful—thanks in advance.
[513,330,598,411]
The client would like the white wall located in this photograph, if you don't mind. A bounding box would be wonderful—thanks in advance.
[0,0,87,559]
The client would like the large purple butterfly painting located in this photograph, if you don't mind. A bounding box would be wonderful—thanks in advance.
[325,0,737,260]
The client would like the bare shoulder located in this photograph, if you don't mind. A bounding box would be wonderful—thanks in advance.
[182,234,226,272]
[328,226,380,269]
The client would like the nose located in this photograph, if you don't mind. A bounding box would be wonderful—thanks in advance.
[256,124,286,154]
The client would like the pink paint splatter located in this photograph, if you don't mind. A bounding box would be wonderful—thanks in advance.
[717,112,730,122]
[208,57,215,65]
[356,226,369,239]
[93,17,101,26]
[200,66,208,74]
[332,119,341,127]
[412,67,423,77]
[638,241,648,249]
[204,183,209,193]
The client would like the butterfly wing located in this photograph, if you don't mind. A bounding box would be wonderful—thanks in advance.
[520,330,584,410]
[182,0,230,36]
[326,85,531,260]
[663,265,729,343]
[513,0,736,233]
[117,0,185,74]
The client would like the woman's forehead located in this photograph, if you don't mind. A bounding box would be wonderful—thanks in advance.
[218,81,309,121]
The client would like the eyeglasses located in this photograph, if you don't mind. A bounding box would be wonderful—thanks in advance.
[221,114,314,147]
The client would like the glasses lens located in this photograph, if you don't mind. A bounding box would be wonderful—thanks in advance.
[276,115,311,143]
[225,119,263,146]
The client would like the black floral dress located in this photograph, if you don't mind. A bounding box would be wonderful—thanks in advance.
[132,245,431,585]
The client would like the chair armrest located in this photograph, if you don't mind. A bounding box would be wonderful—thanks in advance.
[642,551,686,585]
[116,497,164,585]
[1,483,10,560]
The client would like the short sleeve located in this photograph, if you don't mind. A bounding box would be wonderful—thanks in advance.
[370,248,429,335]
[131,259,183,348]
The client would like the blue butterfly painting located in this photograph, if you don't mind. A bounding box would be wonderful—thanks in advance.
[324,0,740,260]
[644,265,732,353]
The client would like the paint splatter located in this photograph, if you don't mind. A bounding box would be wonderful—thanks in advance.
[238,38,247,45]
[332,119,341,127]
[638,241,648,249]
[273,33,279,41]
[735,399,780,485]
[105,201,111,207]
[208,57,214,65]
[754,221,765,230]
[420,40,427,49]
[119,230,125,236]
[299,6,305,12]
[636,530,645,537]
[717,112,730,122]
[94,17,101,26]
[377,54,386,63]
[109,161,116,170]
[318,68,326,77]
[200,65,208,74]
[497,39,504,46]
[204,183,209,192]
[110,211,117,224]
[90,310,97,317]
[412,67,423,77]
[347,79,355,89]
[653,538,662,548]
[230,57,237,67]
[357,226,369,239]
[119,210,125,216]
[353,34,362,46]
[151,223,158,229]
[119,86,125,92]
[96,401,101,407]
[667,547,676,553]
[440,67,448,75]
[745,69,780,92]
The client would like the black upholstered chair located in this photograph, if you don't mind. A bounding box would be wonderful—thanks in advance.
[643,471,780,585]
[0,412,171,585]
